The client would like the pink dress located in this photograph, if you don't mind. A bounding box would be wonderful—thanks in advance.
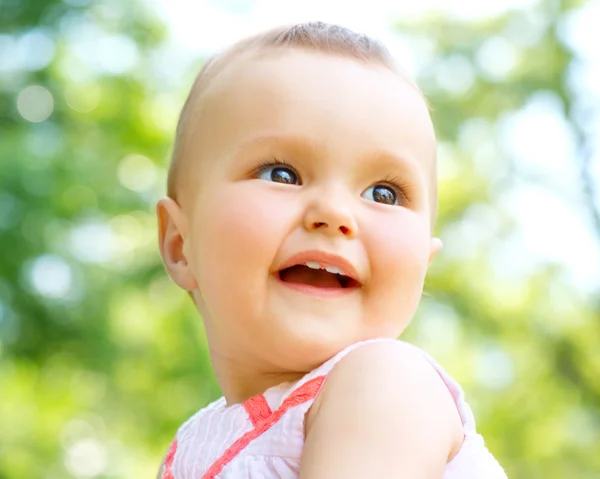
[162,339,507,478]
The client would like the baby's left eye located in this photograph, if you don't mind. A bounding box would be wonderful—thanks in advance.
[362,185,399,205]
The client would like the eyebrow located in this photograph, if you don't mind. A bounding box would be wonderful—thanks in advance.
[234,133,426,181]
[369,146,420,169]
[234,133,321,157]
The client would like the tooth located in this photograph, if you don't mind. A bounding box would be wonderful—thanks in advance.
[325,265,344,275]
[306,261,321,270]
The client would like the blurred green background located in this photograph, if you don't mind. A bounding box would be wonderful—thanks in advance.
[1,0,599,477]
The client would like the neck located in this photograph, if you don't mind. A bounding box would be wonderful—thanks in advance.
[209,346,306,405]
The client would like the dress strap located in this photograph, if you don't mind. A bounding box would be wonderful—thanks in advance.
[200,375,326,479]
[160,437,178,479]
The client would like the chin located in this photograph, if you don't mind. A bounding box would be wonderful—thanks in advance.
[265,315,364,370]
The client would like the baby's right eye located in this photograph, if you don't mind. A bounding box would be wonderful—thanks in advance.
[257,163,300,185]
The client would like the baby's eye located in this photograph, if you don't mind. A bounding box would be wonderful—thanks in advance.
[362,184,399,205]
[258,164,300,185]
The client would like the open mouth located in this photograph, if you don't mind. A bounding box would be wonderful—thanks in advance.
[278,264,360,289]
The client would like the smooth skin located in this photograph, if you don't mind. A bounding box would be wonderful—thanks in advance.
[301,342,462,478]
[157,48,462,478]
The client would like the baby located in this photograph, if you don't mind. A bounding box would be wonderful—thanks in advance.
[156,21,507,478]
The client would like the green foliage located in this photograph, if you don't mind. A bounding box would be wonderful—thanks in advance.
[1,1,598,477]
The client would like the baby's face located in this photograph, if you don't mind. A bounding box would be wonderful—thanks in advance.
[176,49,439,370]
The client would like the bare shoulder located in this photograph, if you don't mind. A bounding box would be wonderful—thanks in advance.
[301,340,463,479]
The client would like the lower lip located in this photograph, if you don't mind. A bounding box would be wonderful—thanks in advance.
[274,276,358,298]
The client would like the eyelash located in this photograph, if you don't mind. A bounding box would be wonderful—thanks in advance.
[253,159,410,202]
[376,175,411,202]
[254,159,301,182]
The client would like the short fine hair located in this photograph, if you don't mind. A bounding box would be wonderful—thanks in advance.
[167,21,436,223]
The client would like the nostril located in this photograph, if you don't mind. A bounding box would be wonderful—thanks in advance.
[310,222,352,235]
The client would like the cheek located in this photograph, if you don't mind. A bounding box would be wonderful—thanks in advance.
[190,183,293,288]
[366,211,430,295]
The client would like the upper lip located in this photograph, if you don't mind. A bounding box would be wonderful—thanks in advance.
[276,250,361,284]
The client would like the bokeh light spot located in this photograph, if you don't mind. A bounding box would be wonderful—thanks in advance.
[475,36,517,81]
[17,29,56,71]
[28,255,72,298]
[17,85,54,123]
[0,34,18,72]
[435,55,476,95]
[64,437,108,478]
[26,122,63,159]
[92,34,139,75]
[65,83,102,113]
[69,221,114,263]
[117,154,158,192]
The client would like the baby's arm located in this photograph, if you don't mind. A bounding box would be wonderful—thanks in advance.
[300,341,463,478]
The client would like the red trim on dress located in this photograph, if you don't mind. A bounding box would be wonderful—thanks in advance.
[201,375,325,479]
[243,394,273,427]
[161,437,178,479]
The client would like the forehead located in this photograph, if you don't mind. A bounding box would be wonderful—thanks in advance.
[210,50,432,141]
[179,48,436,201]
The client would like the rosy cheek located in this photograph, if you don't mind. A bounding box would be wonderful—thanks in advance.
[366,212,430,282]
[218,188,278,246]
[196,183,294,269]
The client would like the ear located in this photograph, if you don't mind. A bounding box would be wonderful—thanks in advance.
[428,237,442,267]
[157,197,198,291]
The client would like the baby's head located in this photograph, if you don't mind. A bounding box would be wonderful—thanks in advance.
[158,22,441,373]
